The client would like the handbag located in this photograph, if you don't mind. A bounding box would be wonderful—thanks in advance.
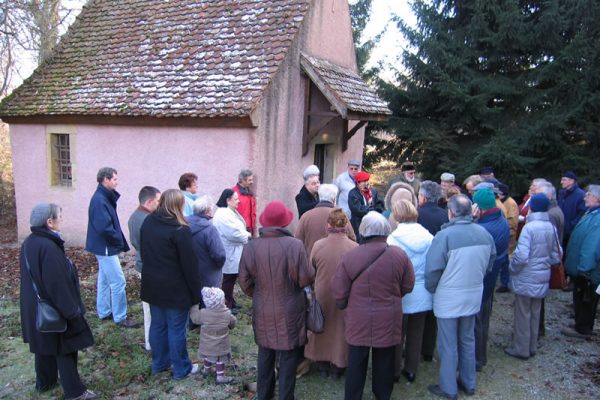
[305,289,325,334]
[23,244,67,333]
[549,230,566,290]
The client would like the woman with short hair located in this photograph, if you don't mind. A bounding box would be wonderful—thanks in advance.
[304,208,358,378]
[20,203,96,400]
[387,199,433,383]
[141,189,201,380]
[213,189,251,311]
[332,211,415,400]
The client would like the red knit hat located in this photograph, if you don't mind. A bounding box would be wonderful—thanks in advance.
[354,171,370,183]
[259,201,294,228]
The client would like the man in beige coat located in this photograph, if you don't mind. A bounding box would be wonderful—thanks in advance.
[296,184,356,256]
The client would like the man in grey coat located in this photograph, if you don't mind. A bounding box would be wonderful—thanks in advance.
[128,186,161,350]
[425,195,496,399]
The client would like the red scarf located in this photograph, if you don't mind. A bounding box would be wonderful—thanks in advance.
[360,187,372,203]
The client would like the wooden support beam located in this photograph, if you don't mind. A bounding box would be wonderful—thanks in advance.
[342,120,367,152]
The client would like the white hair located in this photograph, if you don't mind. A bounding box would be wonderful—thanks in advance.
[303,164,320,181]
[588,185,600,201]
[192,195,215,216]
[359,211,391,237]
[537,182,556,200]
[318,184,338,203]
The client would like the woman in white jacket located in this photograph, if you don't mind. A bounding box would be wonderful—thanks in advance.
[387,199,433,383]
[505,193,560,360]
[213,189,251,312]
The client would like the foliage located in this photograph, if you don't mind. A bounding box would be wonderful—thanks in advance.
[370,0,600,196]
[0,0,78,98]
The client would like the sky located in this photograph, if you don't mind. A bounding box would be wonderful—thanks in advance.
[12,0,415,91]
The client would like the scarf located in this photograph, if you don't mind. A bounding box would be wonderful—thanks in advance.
[360,187,372,203]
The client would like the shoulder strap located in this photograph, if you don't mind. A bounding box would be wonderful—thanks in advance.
[352,245,388,283]
[23,243,43,301]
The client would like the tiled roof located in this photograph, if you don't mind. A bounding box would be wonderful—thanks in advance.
[300,54,391,118]
[0,0,310,118]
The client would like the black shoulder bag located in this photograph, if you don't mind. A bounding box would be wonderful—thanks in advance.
[23,244,67,333]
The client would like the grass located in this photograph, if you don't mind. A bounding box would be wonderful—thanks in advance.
[1,260,600,399]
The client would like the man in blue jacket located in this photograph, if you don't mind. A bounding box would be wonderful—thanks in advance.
[86,167,138,328]
[562,184,600,339]
[472,188,509,371]
[557,171,587,247]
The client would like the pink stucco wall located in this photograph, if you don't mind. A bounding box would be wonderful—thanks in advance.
[249,0,366,231]
[10,124,252,245]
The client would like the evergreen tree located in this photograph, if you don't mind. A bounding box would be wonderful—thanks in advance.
[375,0,600,195]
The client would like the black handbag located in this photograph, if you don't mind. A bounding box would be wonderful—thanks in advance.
[306,289,325,334]
[24,244,67,333]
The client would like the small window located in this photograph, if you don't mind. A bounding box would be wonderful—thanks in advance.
[50,134,72,187]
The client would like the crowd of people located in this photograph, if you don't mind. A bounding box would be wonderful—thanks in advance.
[18,161,600,400]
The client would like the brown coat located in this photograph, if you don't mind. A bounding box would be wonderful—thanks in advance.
[304,231,358,367]
[239,227,315,350]
[189,304,236,357]
[332,237,415,348]
[503,196,520,253]
[295,202,356,256]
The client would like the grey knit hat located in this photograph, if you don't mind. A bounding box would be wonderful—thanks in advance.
[30,203,53,227]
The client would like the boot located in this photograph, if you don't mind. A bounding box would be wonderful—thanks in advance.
[216,362,234,384]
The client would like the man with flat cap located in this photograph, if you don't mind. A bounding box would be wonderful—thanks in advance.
[335,160,361,218]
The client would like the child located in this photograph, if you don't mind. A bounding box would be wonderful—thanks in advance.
[190,287,237,384]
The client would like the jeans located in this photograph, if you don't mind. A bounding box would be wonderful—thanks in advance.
[437,315,476,396]
[149,305,192,380]
[95,254,127,323]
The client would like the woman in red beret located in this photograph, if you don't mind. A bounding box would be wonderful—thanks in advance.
[348,171,384,240]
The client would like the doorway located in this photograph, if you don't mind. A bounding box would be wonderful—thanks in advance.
[314,144,335,184]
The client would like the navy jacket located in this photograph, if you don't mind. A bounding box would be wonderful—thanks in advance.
[348,187,384,238]
[85,184,129,255]
[558,184,587,238]
[477,208,510,301]
[418,202,449,236]
[187,214,226,288]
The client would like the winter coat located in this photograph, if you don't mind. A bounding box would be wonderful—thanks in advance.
[187,214,226,288]
[548,201,565,245]
[334,171,355,218]
[85,184,129,255]
[295,201,356,256]
[417,202,449,236]
[295,185,319,218]
[190,303,236,357]
[477,208,510,301]
[558,184,587,237]
[20,227,94,355]
[565,207,600,285]
[212,207,249,275]
[239,227,315,350]
[425,216,496,319]
[387,174,421,197]
[387,223,433,314]
[128,206,151,273]
[510,212,561,298]
[331,237,415,348]
[232,184,256,236]
[502,196,519,253]
[304,231,358,368]
[140,211,201,309]
[348,187,384,238]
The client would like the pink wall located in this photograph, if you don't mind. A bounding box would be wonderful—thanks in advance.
[10,124,252,245]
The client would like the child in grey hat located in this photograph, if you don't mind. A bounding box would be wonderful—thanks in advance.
[190,287,236,384]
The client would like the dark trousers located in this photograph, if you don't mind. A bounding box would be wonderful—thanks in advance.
[222,273,239,309]
[475,293,493,369]
[574,275,599,335]
[345,345,395,400]
[421,310,437,359]
[395,312,427,376]
[35,352,86,398]
[257,345,301,400]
